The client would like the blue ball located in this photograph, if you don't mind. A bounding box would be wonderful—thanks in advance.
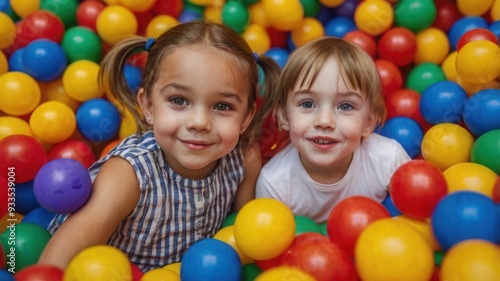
[124,64,142,94]
[463,88,500,137]
[22,39,67,82]
[76,98,121,142]
[431,191,500,251]
[0,270,14,281]
[420,81,468,125]
[7,48,27,72]
[381,194,402,217]
[316,5,335,25]
[22,207,57,229]
[325,16,357,38]
[489,20,500,40]
[178,10,203,23]
[377,116,423,159]
[332,0,358,18]
[448,16,488,50]
[15,180,40,215]
[181,238,241,281]
[265,48,289,69]
[286,33,296,51]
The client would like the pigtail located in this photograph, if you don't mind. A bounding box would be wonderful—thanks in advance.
[98,36,149,134]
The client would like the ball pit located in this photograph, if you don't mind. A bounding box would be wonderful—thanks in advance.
[1,0,500,279]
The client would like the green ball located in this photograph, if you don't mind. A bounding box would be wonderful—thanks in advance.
[470,129,500,174]
[221,212,238,228]
[222,1,250,34]
[300,0,320,17]
[62,26,102,64]
[242,263,262,281]
[183,0,205,14]
[434,250,445,267]
[294,215,321,235]
[41,0,78,28]
[0,223,52,272]
[405,62,446,94]
[318,222,328,237]
[394,0,437,33]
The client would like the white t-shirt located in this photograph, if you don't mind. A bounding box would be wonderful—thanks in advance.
[256,133,411,223]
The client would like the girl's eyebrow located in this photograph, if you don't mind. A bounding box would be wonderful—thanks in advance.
[160,83,242,103]
[338,91,364,99]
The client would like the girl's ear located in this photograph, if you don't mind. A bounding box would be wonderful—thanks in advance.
[137,88,153,124]
[277,107,290,131]
[361,113,377,138]
[240,103,257,134]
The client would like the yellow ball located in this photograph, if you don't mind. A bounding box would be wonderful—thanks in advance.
[10,0,39,18]
[392,215,441,251]
[64,245,132,281]
[255,266,316,281]
[443,162,497,198]
[291,17,325,48]
[0,12,16,49]
[355,218,434,281]
[354,0,394,36]
[0,116,33,140]
[96,5,138,45]
[458,0,493,16]
[0,72,41,116]
[456,74,500,97]
[214,225,254,265]
[262,0,304,32]
[29,101,76,144]
[440,240,500,281]
[441,51,458,82]
[141,268,180,281]
[421,123,475,171]
[249,2,269,28]
[146,15,178,38]
[121,0,156,12]
[242,23,271,55]
[0,50,7,75]
[163,262,181,275]
[492,0,500,21]
[414,27,450,65]
[456,40,500,84]
[234,198,295,260]
[119,109,138,140]
[39,79,81,112]
[63,60,103,102]
[204,5,222,24]
[319,0,344,8]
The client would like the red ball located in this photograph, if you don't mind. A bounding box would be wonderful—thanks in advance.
[389,160,448,219]
[343,30,377,60]
[76,0,105,32]
[0,239,5,269]
[281,233,358,281]
[326,196,390,257]
[375,59,403,95]
[493,176,500,204]
[254,253,284,271]
[47,139,96,169]
[432,0,462,33]
[0,135,47,183]
[378,27,417,67]
[131,262,144,281]
[14,264,64,281]
[152,0,184,18]
[267,27,288,48]
[384,88,431,132]
[456,28,499,52]
[0,176,7,218]
[13,10,65,50]
[134,10,155,36]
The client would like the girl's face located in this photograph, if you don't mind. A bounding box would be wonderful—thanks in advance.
[138,45,254,179]
[280,57,375,180]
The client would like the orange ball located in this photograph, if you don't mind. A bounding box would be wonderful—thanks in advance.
[414,27,450,65]
[242,23,271,54]
[290,17,325,48]
[96,5,138,45]
[262,0,304,32]
[354,0,394,36]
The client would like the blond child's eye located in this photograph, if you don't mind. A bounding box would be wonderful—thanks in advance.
[300,101,314,109]
[339,103,353,111]
[214,103,233,111]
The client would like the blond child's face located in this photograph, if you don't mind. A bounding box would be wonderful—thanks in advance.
[138,45,254,179]
[280,57,375,178]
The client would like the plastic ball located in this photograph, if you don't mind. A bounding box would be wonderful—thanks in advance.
[456,28,499,52]
[354,0,394,36]
[152,0,184,19]
[214,225,253,265]
[96,5,138,45]
[65,245,132,281]
[34,158,91,214]
[254,266,316,281]
[421,123,474,171]
[248,2,269,28]
[405,62,446,93]
[63,60,103,102]
[431,191,500,250]
[242,23,270,55]
[145,15,178,38]
[378,116,423,159]
[10,0,39,18]
[29,101,76,144]
[324,16,356,39]
[233,198,295,260]
[264,47,289,68]
[0,116,33,140]
[222,1,249,34]
[342,30,377,59]
[0,72,41,116]
[448,16,489,50]
[394,0,437,33]
[47,139,96,169]
[381,194,402,217]
[76,98,121,142]
[457,0,494,16]
[14,264,64,281]
[40,0,78,28]
[319,0,343,8]
[470,129,500,174]
[0,223,52,272]
[443,162,498,198]
[389,160,448,219]
[326,196,390,257]
[493,0,500,21]
[441,50,458,82]
[121,0,156,12]
[0,270,14,281]
[6,49,27,73]
[463,88,500,137]
[455,40,500,84]
[141,268,179,281]
[0,12,15,49]
[22,39,67,82]
[414,27,449,64]
[377,27,416,67]
[39,78,80,112]
[393,215,441,251]
[432,0,462,33]
[0,135,47,183]
[119,109,138,140]
[14,181,40,215]
[21,207,56,230]
[163,262,181,275]
[99,139,120,159]
[180,238,241,281]
[384,88,429,131]
[332,0,357,17]
[291,17,325,48]
[0,51,6,75]
[61,26,102,64]
[294,215,321,235]
[242,263,262,281]
[420,81,468,125]
[177,10,203,23]
[374,59,403,95]
[456,74,500,97]
[301,0,320,17]
[76,0,105,32]
[262,0,304,32]
[355,218,434,281]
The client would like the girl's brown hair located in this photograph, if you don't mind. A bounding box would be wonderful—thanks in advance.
[99,21,280,150]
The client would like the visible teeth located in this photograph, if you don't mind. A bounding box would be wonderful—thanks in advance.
[314,139,333,144]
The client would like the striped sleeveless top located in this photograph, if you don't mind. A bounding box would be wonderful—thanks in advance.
[48,131,245,272]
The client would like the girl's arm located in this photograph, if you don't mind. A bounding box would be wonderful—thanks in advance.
[231,144,262,211]
[38,157,141,269]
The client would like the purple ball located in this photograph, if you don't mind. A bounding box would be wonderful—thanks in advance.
[34,158,91,214]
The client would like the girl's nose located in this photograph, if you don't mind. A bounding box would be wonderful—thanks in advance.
[313,107,335,130]
[186,107,212,132]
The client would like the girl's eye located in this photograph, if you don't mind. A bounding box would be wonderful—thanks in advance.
[300,101,315,109]
[338,103,353,111]
[214,103,232,111]
[171,97,187,105]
